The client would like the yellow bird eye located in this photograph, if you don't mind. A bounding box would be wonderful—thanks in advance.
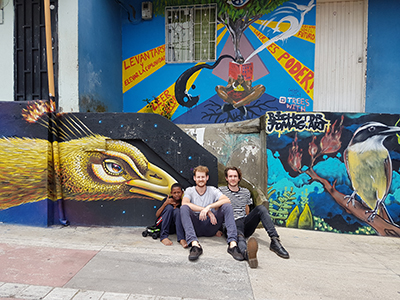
[103,159,124,176]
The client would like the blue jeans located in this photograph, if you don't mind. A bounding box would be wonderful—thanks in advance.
[180,203,238,246]
[160,205,185,242]
[236,205,278,256]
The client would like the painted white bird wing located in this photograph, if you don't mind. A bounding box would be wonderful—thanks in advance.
[383,156,392,201]
[343,148,352,184]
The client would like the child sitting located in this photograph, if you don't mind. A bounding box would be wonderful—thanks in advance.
[156,183,188,248]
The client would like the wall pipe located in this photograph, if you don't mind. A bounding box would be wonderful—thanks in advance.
[44,0,68,225]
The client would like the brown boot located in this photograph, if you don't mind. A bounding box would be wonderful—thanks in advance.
[247,237,258,268]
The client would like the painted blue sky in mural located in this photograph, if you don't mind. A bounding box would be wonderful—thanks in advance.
[122,0,316,123]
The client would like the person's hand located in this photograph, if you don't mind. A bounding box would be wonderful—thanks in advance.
[199,206,210,221]
[207,210,217,225]
[165,196,175,206]
[167,197,180,208]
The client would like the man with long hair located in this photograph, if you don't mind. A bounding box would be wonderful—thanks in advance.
[220,167,289,268]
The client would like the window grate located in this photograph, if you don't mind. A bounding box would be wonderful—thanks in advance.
[14,0,58,101]
[165,4,216,63]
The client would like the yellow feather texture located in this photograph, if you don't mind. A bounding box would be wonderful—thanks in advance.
[347,149,388,210]
[0,137,53,210]
[0,133,175,210]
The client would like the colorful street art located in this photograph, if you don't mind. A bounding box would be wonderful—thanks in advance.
[122,0,315,124]
[266,111,400,237]
[0,100,217,226]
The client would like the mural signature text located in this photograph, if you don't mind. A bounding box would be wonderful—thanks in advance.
[266,111,330,136]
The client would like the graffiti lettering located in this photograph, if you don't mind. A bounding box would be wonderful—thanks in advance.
[249,25,314,102]
[254,29,269,44]
[267,43,279,54]
[134,52,150,65]
[124,57,165,87]
[149,45,165,57]
[294,25,316,43]
[266,111,330,136]
[296,30,315,41]
[123,58,134,70]
[124,72,139,86]
[277,52,313,92]
[279,96,310,112]
[163,98,176,115]
[124,46,165,72]
[122,45,166,93]
[139,57,165,75]
[150,89,178,116]
[286,103,306,111]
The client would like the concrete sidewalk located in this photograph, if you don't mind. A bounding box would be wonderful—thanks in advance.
[0,224,399,300]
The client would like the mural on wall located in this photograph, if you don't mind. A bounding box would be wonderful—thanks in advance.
[56,116,177,226]
[0,101,56,226]
[122,0,315,124]
[0,100,218,227]
[266,111,400,237]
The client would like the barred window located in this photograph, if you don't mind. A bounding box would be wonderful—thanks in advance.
[165,4,217,63]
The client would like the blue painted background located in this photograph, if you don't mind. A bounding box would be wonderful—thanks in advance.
[78,0,123,112]
[365,0,400,114]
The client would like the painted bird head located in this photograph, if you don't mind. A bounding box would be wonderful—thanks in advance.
[58,134,176,202]
[349,122,400,150]
[1,103,177,210]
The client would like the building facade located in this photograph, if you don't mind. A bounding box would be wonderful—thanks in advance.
[0,0,400,236]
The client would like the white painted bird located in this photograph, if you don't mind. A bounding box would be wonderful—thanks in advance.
[344,122,400,222]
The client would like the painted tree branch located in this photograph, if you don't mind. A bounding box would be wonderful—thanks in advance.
[305,167,400,237]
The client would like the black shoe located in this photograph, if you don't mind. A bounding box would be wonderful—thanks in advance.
[270,237,289,259]
[189,245,203,261]
[227,245,244,261]
[247,237,258,268]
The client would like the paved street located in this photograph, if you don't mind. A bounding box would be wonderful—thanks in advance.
[0,224,399,299]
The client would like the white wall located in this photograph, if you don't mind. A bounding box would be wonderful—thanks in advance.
[58,0,79,112]
[314,0,367,112]
[0,1,14,101]
[0,0,80,109]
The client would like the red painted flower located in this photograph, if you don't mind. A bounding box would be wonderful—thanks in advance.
[308,135,318,158]
[288,133,303,172]
[320,115,344,154]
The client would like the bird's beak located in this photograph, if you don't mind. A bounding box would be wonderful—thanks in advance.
[382,126,400,135]
[125,163,177,201]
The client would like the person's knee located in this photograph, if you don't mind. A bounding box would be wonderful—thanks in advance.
[173,207,181,218]
[180,204,190,216]
[164,204,174,213]
[255,204,268,215]
[221,203,233,213]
